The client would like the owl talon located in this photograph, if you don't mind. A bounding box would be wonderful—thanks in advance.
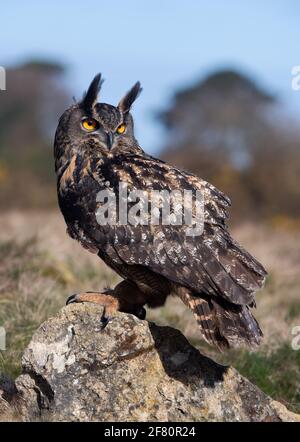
[100,315,110,330]
[66,294,78,305]
[135,307,146,320]
[100,307,113,330]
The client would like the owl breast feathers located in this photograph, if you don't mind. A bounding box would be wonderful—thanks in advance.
[54,74,267,350]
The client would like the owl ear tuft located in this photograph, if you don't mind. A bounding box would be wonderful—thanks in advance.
[118,82,142,113]
[81,73,104,110]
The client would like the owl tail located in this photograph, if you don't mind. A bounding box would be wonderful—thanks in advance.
[180,292,263,351]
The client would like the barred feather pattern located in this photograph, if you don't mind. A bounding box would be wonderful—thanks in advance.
[54,91,267,350]
[177,287,263,350]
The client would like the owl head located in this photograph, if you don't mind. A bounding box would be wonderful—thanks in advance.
[55,74,142,158]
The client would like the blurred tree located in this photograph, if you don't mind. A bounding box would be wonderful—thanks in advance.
[159,69,300,223]
[0,60,70,208]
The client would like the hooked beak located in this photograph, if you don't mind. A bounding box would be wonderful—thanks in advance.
[106,132,114,150]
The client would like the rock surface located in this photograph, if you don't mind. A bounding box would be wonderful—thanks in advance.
[2,303,299,422]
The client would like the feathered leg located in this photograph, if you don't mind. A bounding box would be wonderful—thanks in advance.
[66,279,147,327]
[176,287,262,350]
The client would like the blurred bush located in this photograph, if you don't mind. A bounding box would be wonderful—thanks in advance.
[159,70,300,224]
[0,60,70,208]
[1,63,299,225]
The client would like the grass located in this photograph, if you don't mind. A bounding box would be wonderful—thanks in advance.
[0,219,118,378]
[0,211,299,414]
[0,238,65,377]
[219,344,300,413]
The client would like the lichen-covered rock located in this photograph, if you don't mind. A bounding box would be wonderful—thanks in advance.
[6,304,300,422]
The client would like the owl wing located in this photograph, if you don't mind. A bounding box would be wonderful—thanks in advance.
[87,153,267,306]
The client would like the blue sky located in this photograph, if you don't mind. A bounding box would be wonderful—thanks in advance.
[1,0,300,153]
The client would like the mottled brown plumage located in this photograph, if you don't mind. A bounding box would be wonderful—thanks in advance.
[54,74,267,350]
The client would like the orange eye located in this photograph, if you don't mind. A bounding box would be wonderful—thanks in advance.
[117,123,126,134]
[82,118,98,131]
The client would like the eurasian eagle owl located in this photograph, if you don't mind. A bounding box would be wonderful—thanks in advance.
[54,74,267,350]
